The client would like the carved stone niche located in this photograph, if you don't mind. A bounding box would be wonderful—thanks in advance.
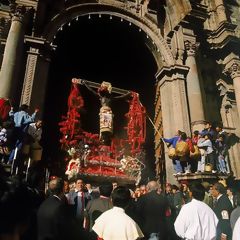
[216,79,240,178]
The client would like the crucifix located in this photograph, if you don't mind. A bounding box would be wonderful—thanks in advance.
[72,78,131,145]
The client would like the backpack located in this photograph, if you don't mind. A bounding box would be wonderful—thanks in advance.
[190,145,201,159]
[168,147,176,159]
[175,141,189,157]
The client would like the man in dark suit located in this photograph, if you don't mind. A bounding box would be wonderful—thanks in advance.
[67,177,91,221]
[212,182,233,240]
[85,183,113,231]
[37,177,89,240]
[37,177,66,240]
[136,181,169,240]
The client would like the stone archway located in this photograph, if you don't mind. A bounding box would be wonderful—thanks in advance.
[42,3,175,68]
[19,1,191,182]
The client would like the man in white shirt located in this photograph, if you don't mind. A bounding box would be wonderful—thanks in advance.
[174,182,218,240]
[232,216,240,240]
[92,186,144,240]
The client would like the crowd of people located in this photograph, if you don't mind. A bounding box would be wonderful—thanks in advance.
[1,102,239,240]
[0,103,42,172]
[1,170,240,240]
[163,122,231,175]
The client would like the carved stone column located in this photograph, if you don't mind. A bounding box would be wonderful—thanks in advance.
[0,3,26,98]
[156,65,191,183]
[217,80,240,178]
[0,18,6,66]
[215,0,227,24]
[184,40,205,131]
[20,47,39,106]
[20,44,51,117]
[223,55,240,120]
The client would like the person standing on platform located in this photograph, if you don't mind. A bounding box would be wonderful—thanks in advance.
[27,120,42,144]
[8,104,39,164]
[163,130,182,174]
[174,182,218,240]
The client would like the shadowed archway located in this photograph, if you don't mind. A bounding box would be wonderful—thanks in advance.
[43,14,158,181]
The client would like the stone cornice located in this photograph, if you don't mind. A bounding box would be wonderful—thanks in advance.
[207,21,238,49]
[185,0,208,23]
[155,64,189,87]
[222,54,240,79]
[216,79,236,109]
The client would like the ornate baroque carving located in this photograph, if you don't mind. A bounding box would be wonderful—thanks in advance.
[184,40,200,57]
[216,79,235,112]
[9,0,26,22]
[20,48,38,105]
[224,62,240,79]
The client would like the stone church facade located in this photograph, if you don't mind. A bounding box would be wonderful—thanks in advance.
[0,0,240,182]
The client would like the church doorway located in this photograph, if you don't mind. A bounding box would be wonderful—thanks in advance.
[42,14,158,180]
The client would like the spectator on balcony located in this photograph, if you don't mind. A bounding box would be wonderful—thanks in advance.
[163,130,182,174]
[192,130,200,145]
[8,105,39,163]
[178,132,194,173]
[27,120,42,144]
[200,122,216,139]
[198,133,216,173]
[215,134,228,174]
[215,124,227,138]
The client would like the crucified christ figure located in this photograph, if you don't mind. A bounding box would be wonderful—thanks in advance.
[72,78,131,146]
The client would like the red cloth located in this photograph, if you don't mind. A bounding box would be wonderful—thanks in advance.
[186,138,195,153]
[0,98,11,121]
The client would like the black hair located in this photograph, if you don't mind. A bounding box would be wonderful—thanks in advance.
[171,185,179,191]
[47,178,64,196]
[99,183,113,197]
[0,177,38,235]
[189,182,205,201]
[205,133,212,140]
[181,132,187,141]
[111,186,131,209]
[193,130,199,135]
[75,175,84,183]
[218,134,225,140]
[19,104,29,111]
[214,182,226,194]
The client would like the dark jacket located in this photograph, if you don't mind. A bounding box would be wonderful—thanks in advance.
[213,194,233,240]
[136,191,169,239]
[85,196,113,230]
[37,196,65,240]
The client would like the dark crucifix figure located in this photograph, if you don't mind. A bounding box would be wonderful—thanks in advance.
[72,78,131,146]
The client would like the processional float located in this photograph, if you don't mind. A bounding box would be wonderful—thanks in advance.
[59,78,146,184]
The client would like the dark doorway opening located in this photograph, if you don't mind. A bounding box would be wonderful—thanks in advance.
[43,14,158,181]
